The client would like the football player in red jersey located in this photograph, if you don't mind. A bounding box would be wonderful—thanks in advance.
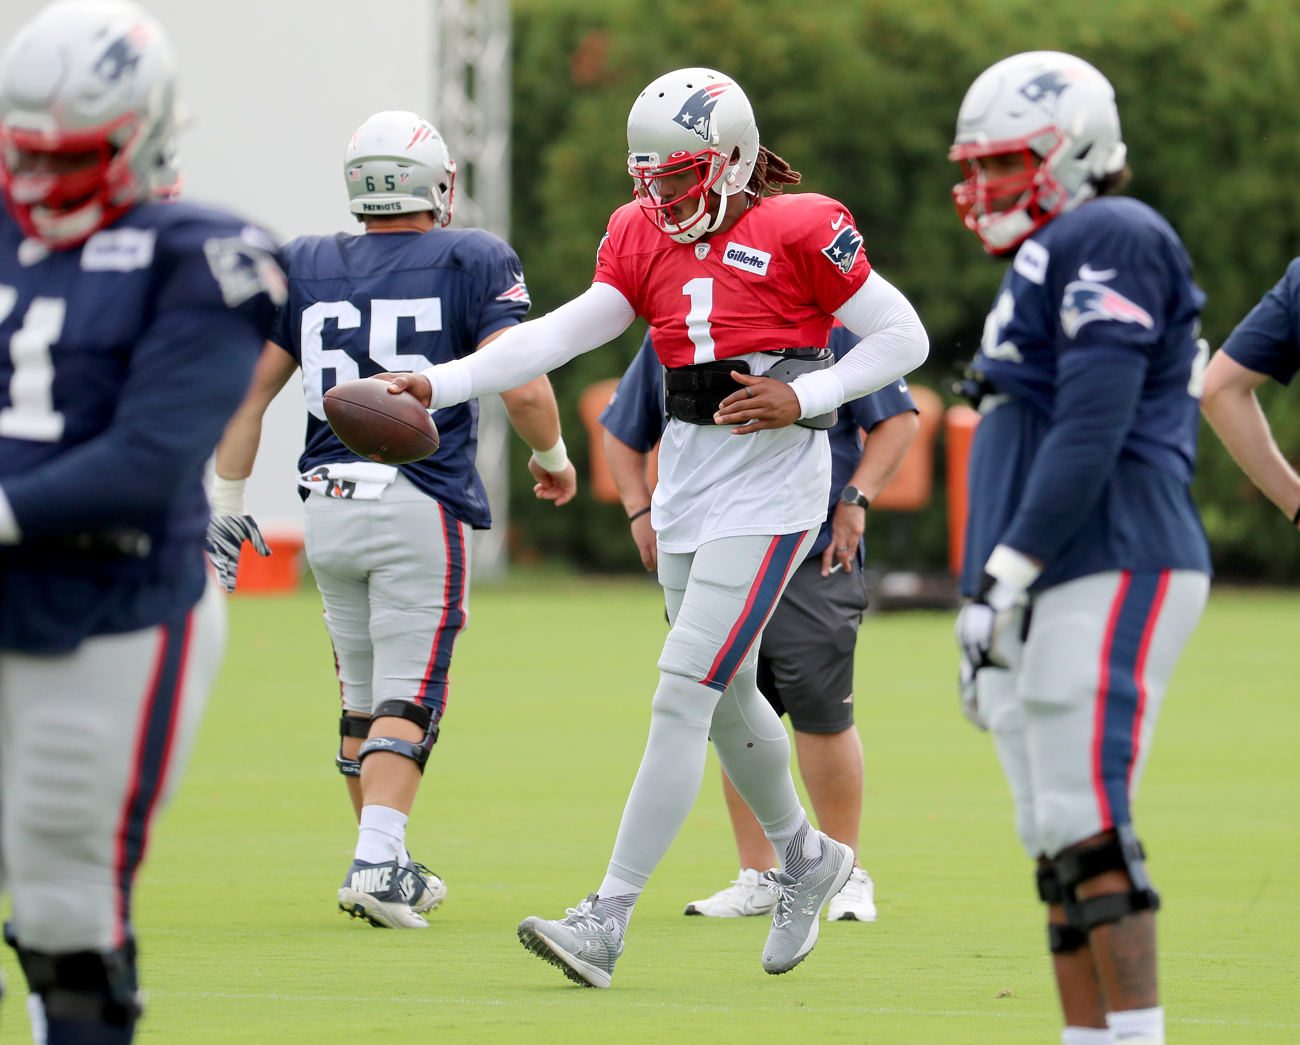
[388,68,928,986]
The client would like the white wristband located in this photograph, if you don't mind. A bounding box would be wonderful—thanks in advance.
[210,476,248,516]
[531,436,569,474]
[0,484,20,544]
[985,544,1042,591]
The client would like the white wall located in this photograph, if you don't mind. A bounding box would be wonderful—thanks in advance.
[0,0,433,534]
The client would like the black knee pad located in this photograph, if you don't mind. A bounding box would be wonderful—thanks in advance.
[1035,862,1086,953]
[1053,824,1161,933]
[7,930,142,1028]
[357,700,439,773]
[337,713,370,776]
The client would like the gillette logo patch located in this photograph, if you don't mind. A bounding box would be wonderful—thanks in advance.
[723,241,771,276]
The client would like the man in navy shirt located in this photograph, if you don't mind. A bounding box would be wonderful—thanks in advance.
[1201,261,1300,529]
[0,3,285,1042]
[950,52,1211,1045]
[600,327,917,922]
[209,110,574,930]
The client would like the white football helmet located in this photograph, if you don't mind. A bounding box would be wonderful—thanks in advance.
[950,51,1127,254]
[0,0,179,248]
[346,111,455,224]
[626,68,759,243]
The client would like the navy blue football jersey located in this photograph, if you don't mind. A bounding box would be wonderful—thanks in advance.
[0,202,284,653]
[274,228,529,528]
[599,325,917,560]
[962,196,1211,594]
[1220,257,1300,385]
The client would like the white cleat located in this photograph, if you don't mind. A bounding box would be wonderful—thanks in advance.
[826,866,877,922]
[683,868,778,917]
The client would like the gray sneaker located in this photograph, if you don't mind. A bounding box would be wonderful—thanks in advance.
[338,859,429,929]
[761,833,856,974]
[517,894,624,988]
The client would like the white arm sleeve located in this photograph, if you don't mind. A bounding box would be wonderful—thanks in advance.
[789,271,929,419]
[423,281,636,408]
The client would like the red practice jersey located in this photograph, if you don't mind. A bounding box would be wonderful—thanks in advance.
[593,193,872,368]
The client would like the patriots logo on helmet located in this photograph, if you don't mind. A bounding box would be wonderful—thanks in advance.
[821,226,863,275]
[94,36,141,82]
[1019,70,1073,111]
[496,276,531,306]
[672,82,732,140]
[1060,280,1154,339]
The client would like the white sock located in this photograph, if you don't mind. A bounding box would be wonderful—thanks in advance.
[1062,1027,1115,1044]
[1107,1007,1164,1043]
[596,873,642,938]
[355,805,407,864]
[768,815,822,879]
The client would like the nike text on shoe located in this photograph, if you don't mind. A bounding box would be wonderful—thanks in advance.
[684,868,778,917]
[761,833,856,974]
[405,858,447,914]
[826,866,877,922]
[517,894,624,988]
[338,859,429,929]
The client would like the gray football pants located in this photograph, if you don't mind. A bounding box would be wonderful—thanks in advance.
[606,531,815,889]
[0,578,224,953]
[304,473,470,722]
[979,569,1208,859]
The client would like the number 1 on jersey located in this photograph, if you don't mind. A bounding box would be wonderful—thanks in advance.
[682,277,716,364]
[0,289,67,443]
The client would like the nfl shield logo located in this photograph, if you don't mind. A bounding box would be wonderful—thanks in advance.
[399,171,411,184]
[695,243,710,260]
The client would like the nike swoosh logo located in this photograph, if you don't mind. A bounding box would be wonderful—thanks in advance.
[1079,264,1117,282]
[831,213,845,230]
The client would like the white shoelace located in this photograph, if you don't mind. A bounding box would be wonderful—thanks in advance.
[763,871,799,929]
[562,898,615,934]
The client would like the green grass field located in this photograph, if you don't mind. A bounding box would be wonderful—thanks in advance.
[1,582,1296,1043]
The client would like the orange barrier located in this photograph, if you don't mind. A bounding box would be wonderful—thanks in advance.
[870,385,942,511]
[579,379,623,505]
[234,529,305,593]
[943,406,981,577]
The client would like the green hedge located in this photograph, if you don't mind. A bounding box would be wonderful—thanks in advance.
[507,0,1300,578]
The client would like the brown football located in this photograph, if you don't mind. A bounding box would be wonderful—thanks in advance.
[323,378,440,465]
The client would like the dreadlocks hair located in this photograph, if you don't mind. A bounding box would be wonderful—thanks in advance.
[747,146,801,196]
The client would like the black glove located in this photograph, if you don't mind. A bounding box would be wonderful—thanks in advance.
[205,514,271,593]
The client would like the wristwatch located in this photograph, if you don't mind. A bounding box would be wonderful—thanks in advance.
[839,485,870,510]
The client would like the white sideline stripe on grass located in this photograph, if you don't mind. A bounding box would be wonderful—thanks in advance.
[144,992,1300,1028]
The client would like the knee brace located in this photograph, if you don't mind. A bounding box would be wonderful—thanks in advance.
[336,713,370,776]
[1053,824,1161,934]
[6,930,142,1028]
[356,700,439,774]
[1035,863,1088,954]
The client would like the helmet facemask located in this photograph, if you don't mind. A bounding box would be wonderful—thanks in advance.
[0,111,149,248]
[949,128,1076,255]
[628,148,734,243]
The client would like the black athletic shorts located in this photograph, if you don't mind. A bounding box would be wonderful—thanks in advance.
[756,555,869,735]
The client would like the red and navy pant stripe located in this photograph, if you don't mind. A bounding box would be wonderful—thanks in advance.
[703,531,807,693]
[1092,569,1171,832]
[112,611,194,946]
[414,505,468,720]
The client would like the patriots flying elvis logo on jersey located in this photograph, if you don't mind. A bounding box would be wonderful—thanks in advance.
[672,82,732,140]
[1060,280,1154,339]
[821,226,863,275]
[495,275,531,306]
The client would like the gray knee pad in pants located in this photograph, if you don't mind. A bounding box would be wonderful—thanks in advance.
[710,664,802,836]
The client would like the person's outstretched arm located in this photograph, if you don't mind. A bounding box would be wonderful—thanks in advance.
[385,283,636,409]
